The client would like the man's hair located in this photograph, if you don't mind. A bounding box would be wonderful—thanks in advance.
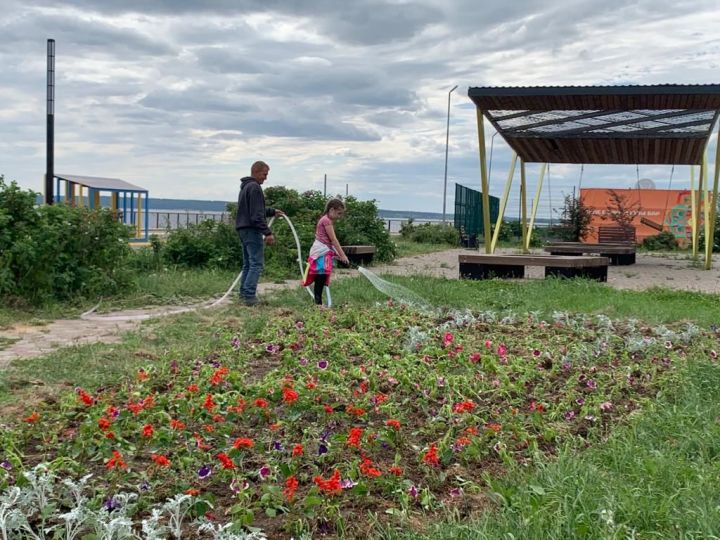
[251,161,269,174]
[323,198,345,215]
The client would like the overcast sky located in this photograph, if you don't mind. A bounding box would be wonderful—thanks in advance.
[1,0,718,216]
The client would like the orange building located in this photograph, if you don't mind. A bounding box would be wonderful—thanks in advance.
[580,188,707,246]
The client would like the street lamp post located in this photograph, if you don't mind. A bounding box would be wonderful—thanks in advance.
[442,85,458,223]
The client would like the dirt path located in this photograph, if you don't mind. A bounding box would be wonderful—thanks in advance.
[1,249,718,367]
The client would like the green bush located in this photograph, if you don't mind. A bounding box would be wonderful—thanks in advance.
[0,176,134,305]
[161,220,241,269]
[399,220,459,245]
[641,231,679,251]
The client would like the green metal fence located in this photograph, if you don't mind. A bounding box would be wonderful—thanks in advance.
[454,183,499,247]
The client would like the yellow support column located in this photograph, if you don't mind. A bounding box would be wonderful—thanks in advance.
[476,108,492,253]
[520,160,528,254]
[706,123,720,270]
[525,163,547,251]
[694,161,705,260]
[68,182,75,207]
[490,153,518,253]
[78,185,84,208]
[93,190,101,209]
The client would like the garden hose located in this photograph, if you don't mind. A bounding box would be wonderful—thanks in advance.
[80,214,321,322]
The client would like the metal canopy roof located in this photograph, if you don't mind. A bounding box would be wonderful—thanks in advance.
[468,84,720,165]
[56,174,147,192]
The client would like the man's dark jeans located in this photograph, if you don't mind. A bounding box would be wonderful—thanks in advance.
[238,228,264,301]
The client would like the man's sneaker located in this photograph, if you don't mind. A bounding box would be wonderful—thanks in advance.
[242,296,259,306]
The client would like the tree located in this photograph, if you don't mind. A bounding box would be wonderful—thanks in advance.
[555,193,593,241]
[603,189,641,234]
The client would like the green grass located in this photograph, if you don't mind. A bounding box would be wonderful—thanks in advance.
[272,274,720,326]
[392,238,456,258]
[387,359,720,540]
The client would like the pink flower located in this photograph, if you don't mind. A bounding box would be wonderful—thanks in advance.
[600,401,613,412]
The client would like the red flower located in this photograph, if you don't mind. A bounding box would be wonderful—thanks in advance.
[347,427,363,448]
[324,405,334,414]
[210,366,230,385]
[442,332,454,348]
[98,417,111,431]
[314,469,342,495]
[385,419,401,430]
[388,466,403,476]
[151,454,170,467]
[127,402,143,415]
[203,394,216,412]
[359,455,382,478]
[486,422,502,433]
[284,475,299,502]
[186,488,200,496]
[187,384,199,393]
[105,432,115,439]
[422,444,440,467]
[170,418,186,430]
[193,432,211,450]
[282,387,299,404]
[142,424,154,438]
[346,405,366,417]
[106,450,127,470]
[529,401,545,413]
[254,398,268,408]
[227,398,246,414]
[233,437,254,449]
[452,400,476,414]
[217,452,235,469]
[24,411,40,423]
[137,370,149,381]
[78,389,94,406]
[469,352,481,363]
[292,444,304,457]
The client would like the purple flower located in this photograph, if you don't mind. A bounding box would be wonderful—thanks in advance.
[437,377,446,387]
[231,336,241,349]
[532,349,541,357]
[230,478,248,493]
[586,379,597,390]
[299,357,309,366]
[317,359,329,370]
[0,461,12,471]
[272,441,284,452]
[103,497,120,511]
[170,360,179,374]
[318,443,328,455]
[341,479,357,490]
[198,465,212,479]
[562,362,572,371]
[584,415,596,422]
[295,321,305,330]
[266,344,280,354]
[564,410,576,421]
[449,487,463,497]
[600,401,613,412]
[139,481,150,492]
[258,465,271,479]
[575,398,585,406]
[409,485,418,498]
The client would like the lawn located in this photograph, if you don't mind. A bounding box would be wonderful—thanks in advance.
[1,275,719,539]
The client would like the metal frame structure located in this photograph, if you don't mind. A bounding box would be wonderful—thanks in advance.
[54,174,149,242]
[468,84,720,269]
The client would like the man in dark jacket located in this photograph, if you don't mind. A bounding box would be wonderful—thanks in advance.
[236,161,284,305]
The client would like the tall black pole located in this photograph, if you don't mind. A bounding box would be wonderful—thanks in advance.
[442,85,458,223]
[45,39,55,205]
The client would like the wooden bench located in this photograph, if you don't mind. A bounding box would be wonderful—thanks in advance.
[341,245,376,266]
[459,254,609,282]
[598,225,636,244]
[543,241,636,265]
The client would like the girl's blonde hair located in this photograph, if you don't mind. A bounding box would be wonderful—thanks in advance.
[323,198,345,215]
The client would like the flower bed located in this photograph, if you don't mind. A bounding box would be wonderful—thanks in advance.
[2,305,717,538]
